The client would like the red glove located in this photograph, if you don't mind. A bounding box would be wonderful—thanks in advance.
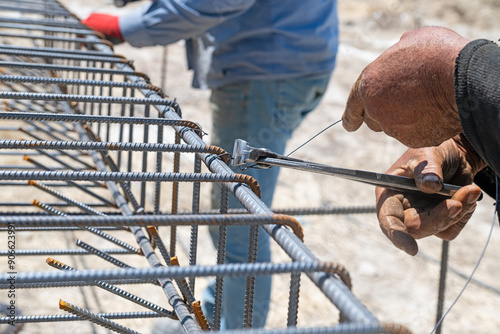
[82,13,124,43]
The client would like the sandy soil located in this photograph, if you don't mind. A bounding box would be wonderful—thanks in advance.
[6,0,500,333]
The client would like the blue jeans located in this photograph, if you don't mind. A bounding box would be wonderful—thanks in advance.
[202,74,331,329]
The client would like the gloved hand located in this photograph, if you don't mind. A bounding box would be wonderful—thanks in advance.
[81,13,124,44]
[376,135,485,255]
[342,26,469,148]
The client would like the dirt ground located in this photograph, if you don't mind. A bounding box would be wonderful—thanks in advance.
[8,0,500,333]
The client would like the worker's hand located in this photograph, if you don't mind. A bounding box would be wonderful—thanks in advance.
[376,135,486,255]
[81,13,124,44]
[342,26,469,148]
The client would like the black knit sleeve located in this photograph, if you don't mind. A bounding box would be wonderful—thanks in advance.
[455,39,500,175]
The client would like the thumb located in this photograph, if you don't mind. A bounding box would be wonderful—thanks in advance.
[342,76,366,132]
[411,151,445,194]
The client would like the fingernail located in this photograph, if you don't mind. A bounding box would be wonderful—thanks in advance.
[421,174,443,192]
[449,206,461,218]
[467,192,480,204]
[422,174,441,183]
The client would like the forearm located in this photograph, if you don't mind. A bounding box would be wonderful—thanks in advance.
[119,0,255,47]
[455,39,500,175]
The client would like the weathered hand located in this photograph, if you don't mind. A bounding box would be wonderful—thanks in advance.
[342,27,469,148]
[376,135,486,255]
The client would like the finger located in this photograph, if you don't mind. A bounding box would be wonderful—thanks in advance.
[405,185,481,239]
[403,199,462,239]
[364,113,384,133]
[381,216,419,256]
[436,206,476,240]
[435,185,481,239]
[411,150,445,193]
[342,76,366,132]
[377,192,419,255]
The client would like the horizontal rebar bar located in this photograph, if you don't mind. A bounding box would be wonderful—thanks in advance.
[0,33,107,45]
[0,22,95,36]
[178,206,377,216]
[25,157,117,207]
[0,139,225,155]
[0,62,148,80]
[211,323,412,334]
[0,17,81,29]
[0,248,133,256]
[0,201,108,207]
[0,170,260,197]
[0,279,158,290]
[0,111,203,133]
[0,261,349,283]
[0,213,302,239]
[0,74,157,90]
[0,226,125,231]
[3,51,130,67]
[0,311,163,324]
[0,5,70,17]
[0,91,169,106]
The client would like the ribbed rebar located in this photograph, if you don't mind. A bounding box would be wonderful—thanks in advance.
[85,226,141,254]
[214,185,229,330]
[189,155,202,292]
[169,256,197,308]
[0,74,157,90]
[287,272,301,327]
[31,199,65,216]
[24,156,116,207]
[0,33,109,45]
[177,206,376,216]
[0,214,304,240]
[0,21,93,35]
[28,180,106,216]
[0,170,261,197]
[0,48,127,64]
[0,261,351,283]
[0,62,149,80]
[0,111,204,133]
[0,279,157,290]
[47,258,176,319]
[0,311,163,324]
[210,323,412,334]
[0,139,224,155]
[0,90,170,105]
[0,17,81,29]
[76,239,132,269]
[59,300,141,334]
[244,224,259,328]
[170,132,182,257]
[147,227,196,305]
[0,248,133,256]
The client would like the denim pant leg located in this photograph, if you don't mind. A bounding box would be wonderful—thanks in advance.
[202,74,332,329]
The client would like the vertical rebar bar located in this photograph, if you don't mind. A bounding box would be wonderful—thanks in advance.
[213,185,229,330]
[189,154,202,292]
[435,240,449,334]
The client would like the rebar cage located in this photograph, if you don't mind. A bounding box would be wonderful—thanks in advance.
[0,1,409,334]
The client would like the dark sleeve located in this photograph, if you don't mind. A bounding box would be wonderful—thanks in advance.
[455,39,500,176]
